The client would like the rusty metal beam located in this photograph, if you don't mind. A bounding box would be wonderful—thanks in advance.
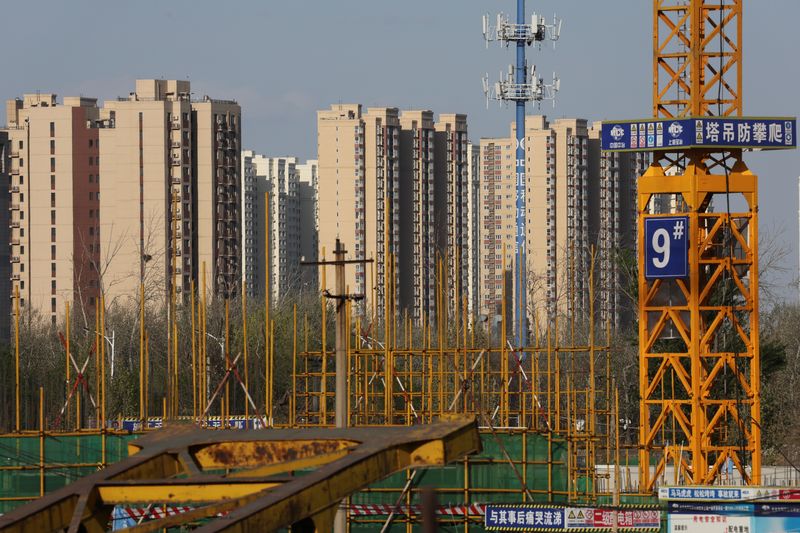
[0,417,480,533]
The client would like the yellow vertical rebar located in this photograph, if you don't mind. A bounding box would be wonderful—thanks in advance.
[292,303,297,427]
[201,262,207,416]
[65,301,71,428]
[269,320,275,427]
[95,305,100,428]
[191,279,197,419]
[144,331,149,425]
[224,299,230,427]
[38,386,44,497]
[14,285,20,432]
[242,280,249,426]
[320,246,327,425]
[100,294,106,467]
[100,295,106,428]
[264,190,270,423]
[139,283,145,423]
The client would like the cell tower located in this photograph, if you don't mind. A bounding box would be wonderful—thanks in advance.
[483,1,561,348]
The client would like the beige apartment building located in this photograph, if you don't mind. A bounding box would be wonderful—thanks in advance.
[3,94,102,326]
[466,143,481,318]
[480,116,644,331]
[317,104,469,327]
[99,80,241,308]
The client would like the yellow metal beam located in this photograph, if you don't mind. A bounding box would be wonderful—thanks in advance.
[0,418,481,532]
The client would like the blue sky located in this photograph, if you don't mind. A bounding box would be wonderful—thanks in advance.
[2,0,799,297]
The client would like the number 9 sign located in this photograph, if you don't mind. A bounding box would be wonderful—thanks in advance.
[644,216,689,279]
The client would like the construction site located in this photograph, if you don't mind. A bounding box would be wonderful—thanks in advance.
[0,0,798,532]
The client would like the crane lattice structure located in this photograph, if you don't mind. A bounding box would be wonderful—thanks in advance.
[603,0,795,491]
[604,0,796,491]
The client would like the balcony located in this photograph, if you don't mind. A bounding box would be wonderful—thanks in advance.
[9,185,19,193]
[9,151,19,158]
[10,203,20,210]
[170,121,182,130]
[11,273,19,281]
[10,221,19,228]
[170,158,182,166]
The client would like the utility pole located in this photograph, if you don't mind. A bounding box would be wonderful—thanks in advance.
[301,238,372,532]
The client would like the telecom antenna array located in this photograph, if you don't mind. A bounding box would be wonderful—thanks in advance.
[482,1,561,348]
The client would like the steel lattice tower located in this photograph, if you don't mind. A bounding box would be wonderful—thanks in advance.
[639,0,760,489]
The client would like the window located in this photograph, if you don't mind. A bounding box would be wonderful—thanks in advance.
[49,122,55,137]
[51,193,55,207]
[89,227,94,236]
[50,140,55,155]
[50,211,55,225]
[18,140,23,149]
[19,158,23,167]
[19,193,23,202]
[88,156,93,165]
[51,245,55,260]
[51,298,56,313]
[51,280,56,294]
[89,192,93,200]
[51,228,56,242]
[51,175,55,189]
[89,209,93,218]
[88,139,93,147]
[89,174,93,183]
[51,263,56,277]
[19,176,23,184]
[50,158,55,172]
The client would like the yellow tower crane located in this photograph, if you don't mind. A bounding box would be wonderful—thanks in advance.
[603,0,796,491]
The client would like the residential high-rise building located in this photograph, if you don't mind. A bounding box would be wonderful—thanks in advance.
[317,104,364,300]
[241,152,316,303]
[241,150,258,297]
[465,143,481,318]
[479,116,642,331]
[192,95,242,298]
[588,124,648,327]
[398,110,436,324]
[296,159,319,291]
[99,79,241,308]
[0,132,10,339]
[317,104,469,327]
[434,114,469,327]
[3,94,102,326]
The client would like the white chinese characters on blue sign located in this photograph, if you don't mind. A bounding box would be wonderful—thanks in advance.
[601,117,796,152]
[645,217,689,280]
[485,506,564,530]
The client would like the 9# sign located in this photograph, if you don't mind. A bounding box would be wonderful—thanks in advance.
[645,216,689,279]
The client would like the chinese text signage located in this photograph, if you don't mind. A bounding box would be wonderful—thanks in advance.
[601,117,796,152]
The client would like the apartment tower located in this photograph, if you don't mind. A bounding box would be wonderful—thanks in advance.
[434,114,469,327]
[480,116,642,331]
[317,104,469,327]
[398,110,436,324]
[3,94,102,325]
[99,79,241,308]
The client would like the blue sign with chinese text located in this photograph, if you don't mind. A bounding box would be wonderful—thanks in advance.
[601,117,796,152]
[485,506,565,530]
[645,216,689,279]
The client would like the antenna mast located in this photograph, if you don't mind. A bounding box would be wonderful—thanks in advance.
[483,1,561,347]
